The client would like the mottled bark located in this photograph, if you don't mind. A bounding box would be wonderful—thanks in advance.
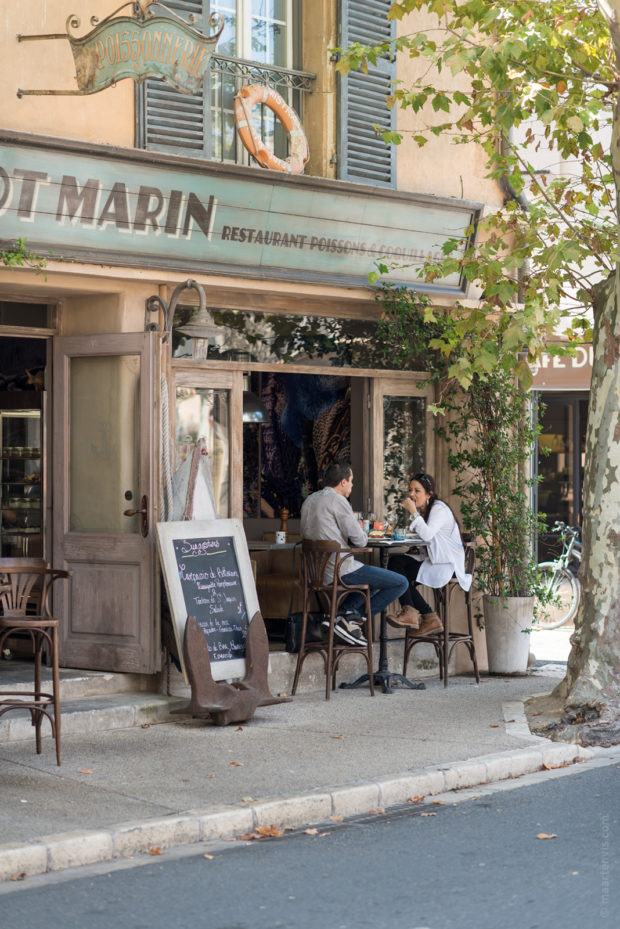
[549,46,620,741]
[554,271,620,717]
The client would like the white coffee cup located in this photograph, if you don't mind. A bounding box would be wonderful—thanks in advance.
[275,530,287,544]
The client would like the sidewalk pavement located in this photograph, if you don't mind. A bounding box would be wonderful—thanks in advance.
[0,664,593,882]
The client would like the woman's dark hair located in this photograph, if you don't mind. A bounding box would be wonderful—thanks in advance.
[410,472,462,538]
[411,473,439,521]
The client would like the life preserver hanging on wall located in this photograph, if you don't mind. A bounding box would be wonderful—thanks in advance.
[234,83,309,175]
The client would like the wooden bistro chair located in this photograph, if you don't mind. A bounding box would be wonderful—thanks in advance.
[291,540,375,700]
[402,540,480,688]
[0,560,70,765]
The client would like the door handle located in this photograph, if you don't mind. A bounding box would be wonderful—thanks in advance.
[123,494,149,537]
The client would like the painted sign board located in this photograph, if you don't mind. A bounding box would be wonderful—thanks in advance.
[0,132,480,292]
[531,344,593,391]
[70,16,222,95]
[156,519,260,683]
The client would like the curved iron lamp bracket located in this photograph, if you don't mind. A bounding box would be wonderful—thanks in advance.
[145,279,207,342]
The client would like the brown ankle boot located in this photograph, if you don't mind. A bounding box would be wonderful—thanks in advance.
[409,611,443,636]
[386,605,420,629]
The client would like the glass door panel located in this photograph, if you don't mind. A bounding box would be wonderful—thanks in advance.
[175,386,231,517]
[382,395,426,523]
[69,355,140,534]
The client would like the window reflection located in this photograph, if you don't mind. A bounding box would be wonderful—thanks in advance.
[175,387,230,517]
[383,396,426,522]
[172,307,397,370]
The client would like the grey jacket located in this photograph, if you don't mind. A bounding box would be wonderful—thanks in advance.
[300,487,368,582]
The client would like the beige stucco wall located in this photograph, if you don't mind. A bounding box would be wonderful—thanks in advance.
[1,0,134,147]
[395,11,502,208]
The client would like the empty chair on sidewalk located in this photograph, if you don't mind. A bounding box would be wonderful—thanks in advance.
[402,540,480,687]
[0,559,70,765]
[291,539,374,700]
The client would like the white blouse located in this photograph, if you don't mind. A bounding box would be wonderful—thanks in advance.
[408,499,472,591]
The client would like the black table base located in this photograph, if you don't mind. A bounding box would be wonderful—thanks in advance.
[341,540,427,695]
[340,668,425,695]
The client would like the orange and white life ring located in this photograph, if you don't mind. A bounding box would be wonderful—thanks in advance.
[234,83,309,175]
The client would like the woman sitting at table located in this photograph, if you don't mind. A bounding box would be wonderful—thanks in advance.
[386,473,471,635]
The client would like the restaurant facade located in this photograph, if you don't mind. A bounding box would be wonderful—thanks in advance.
[0,0,500,677]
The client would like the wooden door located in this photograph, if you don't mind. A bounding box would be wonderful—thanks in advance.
[53,333,159,672]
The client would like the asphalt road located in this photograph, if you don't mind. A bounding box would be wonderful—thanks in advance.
[3,761,618,929]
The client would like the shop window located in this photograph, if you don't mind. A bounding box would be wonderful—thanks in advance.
[382,395,426,518]
[537,393,588,559]
[243,371,352,519]
[175,386,231,516]
[137,0,308,165]
[338,0,396,187]
[171,305,423,370]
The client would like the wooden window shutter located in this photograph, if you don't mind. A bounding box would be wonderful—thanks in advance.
[338,0,396,187]
[139,0,211,157]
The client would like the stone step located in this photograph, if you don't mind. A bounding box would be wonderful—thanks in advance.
[0,642,439,745]
[0,691,187,745]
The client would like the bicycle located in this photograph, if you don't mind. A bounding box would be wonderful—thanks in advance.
[535,522,581,630]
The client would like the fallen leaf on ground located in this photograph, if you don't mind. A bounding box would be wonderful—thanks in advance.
[304,828,319,836]
[10,873,26,881]
[239,833,258,841]
[230,761,244,767]
[241,796,254,803]
[148,846,162,855]
[235,726,243,732]
[79,769,93,775]
[368,808,385,815]
[407,795,425,804]
[206,774,216,779]
[329,815,343,822]
[542,762,570,770]
[421,812,437,817]
[332,733,344,739]
[256,825,283,837]
[203,854,215,860]
[432,800,445,805]
[507,719,515,723]
[319,832,329,837]
[278,692,288,697]
[489,724,500,728]
[141,723,150,729]
[536,833,558,840]
[531,710,542,716]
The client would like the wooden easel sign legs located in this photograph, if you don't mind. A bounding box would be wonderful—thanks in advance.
[173,612,291,726]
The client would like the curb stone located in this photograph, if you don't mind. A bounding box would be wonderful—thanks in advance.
[0,741,591,883]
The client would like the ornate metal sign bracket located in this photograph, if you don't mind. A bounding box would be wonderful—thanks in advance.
[17,1,224,97]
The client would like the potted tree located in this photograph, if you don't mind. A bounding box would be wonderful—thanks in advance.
[440,370,545,673]
[376,285,546,672]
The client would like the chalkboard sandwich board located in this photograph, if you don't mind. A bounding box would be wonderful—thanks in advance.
[156,519,260,683]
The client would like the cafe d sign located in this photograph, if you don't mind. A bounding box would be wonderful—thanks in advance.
[17,0,224,97]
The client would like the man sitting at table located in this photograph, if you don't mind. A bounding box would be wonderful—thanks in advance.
[300,460,414,645]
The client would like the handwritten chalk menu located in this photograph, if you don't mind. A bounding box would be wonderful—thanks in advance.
[173,536,247,662]
[156,519,261,683]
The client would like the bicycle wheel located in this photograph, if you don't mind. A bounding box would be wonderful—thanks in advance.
[535,563,580,630]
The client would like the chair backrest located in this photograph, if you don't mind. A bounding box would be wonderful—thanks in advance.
[0,560,69,617]
[464,542,475,575]
[301,539,341,590]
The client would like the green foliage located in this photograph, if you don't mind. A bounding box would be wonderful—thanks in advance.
[377,283,546,598]
[0,239,47,275]
[336,0,616,382]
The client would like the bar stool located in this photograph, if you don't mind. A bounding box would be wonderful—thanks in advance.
[291,540,374,700]
[402,541,480,687]
[0,560,70,765]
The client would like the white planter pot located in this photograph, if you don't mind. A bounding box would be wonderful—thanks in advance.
[483,595,534,674]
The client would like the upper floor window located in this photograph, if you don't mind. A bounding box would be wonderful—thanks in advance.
[137,1,309,165]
